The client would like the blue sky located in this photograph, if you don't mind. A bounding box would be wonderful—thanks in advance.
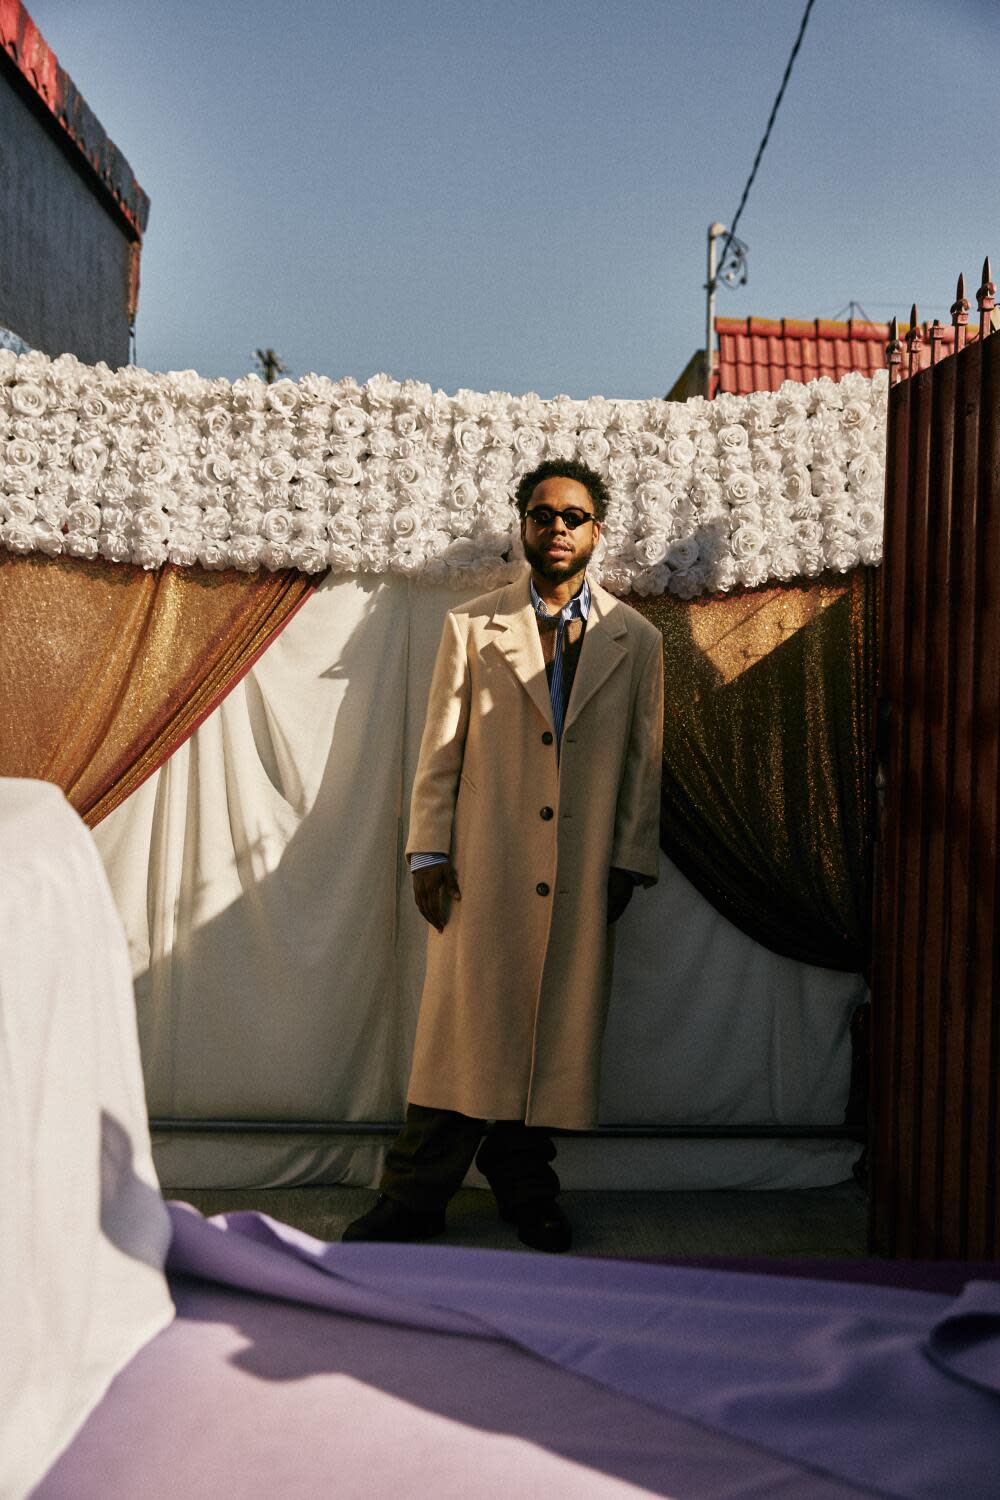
[26,0,1000,397]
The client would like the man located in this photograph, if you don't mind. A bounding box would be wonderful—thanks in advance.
[343,459,664,1252]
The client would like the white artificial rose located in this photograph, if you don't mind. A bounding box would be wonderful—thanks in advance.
[71,437,109,474]
[202,453,233,484]
[725,473,758,505]
[858,535,882,566]
[633,533,670,568]
[391,506,420,539]
[294,471,327,506]
[666,537,699,571]
[448,476,479,515]
[66,500,101,536]
[577,429,611,468]
[453,419,486,457]
[30,522,63,556]
[100,530,132,562]
[4,436,39,471]
[332,404,368,438]
[264,379,299,417]
[716,424,749,454]
[732,522,766,559]
[365,374,400,409]
[853,500,882,536]
[259,450,296,484]
[632,489,671,525]
[737,554,770,589]
[201,506,231,540]
[840,400,870,429]
[263,539,296,571]
[513,426,545,462]
[393,409,423,440]
[9,382,47,417]
[289,541,327,572]
[327,512,363,545]
[669,565,709,599]
[4,493,37,523]
[197,539,230,569]
[848,451,881,488]
[65,532,99,560]
[200,406,232,440]
[229,535,263,571]
[665,435,697,468]
[392,457,425,491]
[167,533,201,567]
[770,546,803,581]
[1,520,39,553]
[545,431,577,461]
[36,495,68,528]
[134,448,175,484]
[132,506,170,543]
[783,468,812,503]
[793,519,824,551]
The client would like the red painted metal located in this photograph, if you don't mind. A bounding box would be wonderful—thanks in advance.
[872,266,1000,1258]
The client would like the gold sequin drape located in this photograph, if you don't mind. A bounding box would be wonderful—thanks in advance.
[0,553,319,827]
[630,567,875,972]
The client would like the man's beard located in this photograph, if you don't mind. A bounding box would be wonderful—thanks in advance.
[522,536,592,583]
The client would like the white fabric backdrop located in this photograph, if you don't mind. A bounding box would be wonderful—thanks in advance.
[93,573,866,1191]
[0,780,174,1500]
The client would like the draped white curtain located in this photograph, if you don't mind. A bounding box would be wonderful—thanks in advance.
[93,572,865,1191]
[1,781,173,1500]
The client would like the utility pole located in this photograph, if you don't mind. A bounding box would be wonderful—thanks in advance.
[254,348,288,384]
[705,222,727,399]
[703,223,748,399]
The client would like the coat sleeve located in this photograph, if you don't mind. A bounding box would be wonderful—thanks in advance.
[610,629,664,885]
[405,610,472,859]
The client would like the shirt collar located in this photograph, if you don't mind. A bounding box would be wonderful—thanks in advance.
[530,574,591,623]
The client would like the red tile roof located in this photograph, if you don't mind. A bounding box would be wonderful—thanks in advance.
[713,315,977,396]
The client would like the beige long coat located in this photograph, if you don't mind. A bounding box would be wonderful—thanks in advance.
[404,569,664,1129]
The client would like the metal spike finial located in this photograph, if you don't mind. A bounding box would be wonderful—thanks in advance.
[929,318,944,366]
[977,256,996,339]
[951,272,971,353]
[905,305,922,379]
[886,316,903,384]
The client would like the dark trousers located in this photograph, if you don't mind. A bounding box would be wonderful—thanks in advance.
[379,1103,560,1216]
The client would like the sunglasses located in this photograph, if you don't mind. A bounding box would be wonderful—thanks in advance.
[524,505,597,531]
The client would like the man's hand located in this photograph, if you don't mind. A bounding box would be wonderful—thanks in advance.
[606,867,635,925]
[413,862,461,932]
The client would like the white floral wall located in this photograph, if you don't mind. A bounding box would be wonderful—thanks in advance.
[0,348,886,597]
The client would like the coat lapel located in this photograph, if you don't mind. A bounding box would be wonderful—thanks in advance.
[487,572,555,729]
[563,581,627,731]
[487,573,628,733]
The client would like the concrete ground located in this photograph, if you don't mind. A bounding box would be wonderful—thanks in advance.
[164,1181,869,1259]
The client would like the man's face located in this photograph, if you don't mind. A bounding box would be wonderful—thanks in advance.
[520,476,602,584]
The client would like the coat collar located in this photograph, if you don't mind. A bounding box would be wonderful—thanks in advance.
[488,569,627,732]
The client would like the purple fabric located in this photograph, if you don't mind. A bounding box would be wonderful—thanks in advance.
[628,1255,1000,1297]
[164,1202,1000,1500]
[35,1273,872,1500]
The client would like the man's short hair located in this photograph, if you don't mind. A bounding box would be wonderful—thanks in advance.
[513,459,610,522]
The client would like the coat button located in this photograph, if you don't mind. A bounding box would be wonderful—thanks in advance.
[540,806,553,820]
[536,882,550,896]
[541,731,553,744]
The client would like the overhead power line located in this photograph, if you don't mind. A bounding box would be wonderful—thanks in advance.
[716,0,817,279]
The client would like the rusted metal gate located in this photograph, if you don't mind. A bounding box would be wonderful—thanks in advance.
[871,267,1000,1257]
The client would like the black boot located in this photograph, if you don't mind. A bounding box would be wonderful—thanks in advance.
[342,1192,446,1243]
